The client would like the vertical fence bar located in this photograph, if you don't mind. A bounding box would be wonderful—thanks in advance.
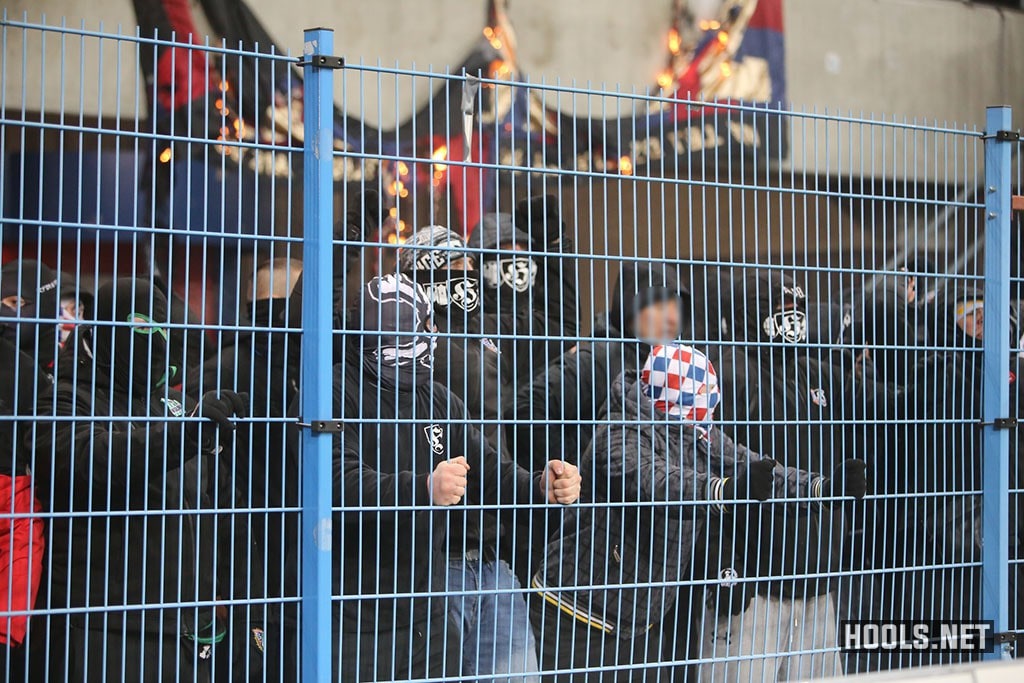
[981,104,1013,659]
[301,26,336,683]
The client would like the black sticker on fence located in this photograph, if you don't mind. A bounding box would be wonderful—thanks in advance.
[840,620,997,653]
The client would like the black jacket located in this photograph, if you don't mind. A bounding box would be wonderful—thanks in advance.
[332,356,543,632]
[0,336,52,475]
[511,261,685,471]
[535,372,817,638]
[712,271,854,594]
[467,213,578,388]
[34,342,218,633]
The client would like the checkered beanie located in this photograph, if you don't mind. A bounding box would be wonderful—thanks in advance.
[640,343,721,431]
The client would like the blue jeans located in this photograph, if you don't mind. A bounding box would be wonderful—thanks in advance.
[446,558,540,683]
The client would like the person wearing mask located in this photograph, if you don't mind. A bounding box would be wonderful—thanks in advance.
[399,225,510,455]
[507,262,687,587]
[467,194,579,390]
[328,273,581,683]
[33,278,249,682]
[910,281,1024,658]
[0,259,59,672]
[711,270,855,602]
[512,261,686,473]
[531,343,866,683]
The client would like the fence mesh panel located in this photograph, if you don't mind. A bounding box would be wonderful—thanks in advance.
[0,15,1018,683]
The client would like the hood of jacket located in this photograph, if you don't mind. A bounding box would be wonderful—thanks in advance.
[728,270,808,358]
[607,261,686,341]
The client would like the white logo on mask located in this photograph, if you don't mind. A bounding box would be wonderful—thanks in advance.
[718,567,740,588]
[763,310,807,343]
[424,424,445,456]
[430,277,479,313]
[809,388,828,407]
[482,257,537,293]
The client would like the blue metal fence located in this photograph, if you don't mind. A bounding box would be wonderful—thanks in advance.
[0,16,1020,683]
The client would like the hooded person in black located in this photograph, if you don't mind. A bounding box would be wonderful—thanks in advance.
[0,259,59,667]
[908,281,1024,644]
[511,261,686,473]
[325,273,580,682]
[399,225,510,456]
[467,195,579,391]
[202,258,303,611]
[531,342,866,683]
[712,270,855,604]
[32,278,248,682]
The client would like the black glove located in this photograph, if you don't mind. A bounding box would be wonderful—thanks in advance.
[823,458,868,501]
[187,390,248,452]
[723,458,776,503]
[516,194,567,249]
[341,189,381,243]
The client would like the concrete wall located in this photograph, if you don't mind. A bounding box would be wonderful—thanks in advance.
[5,0,1021,175]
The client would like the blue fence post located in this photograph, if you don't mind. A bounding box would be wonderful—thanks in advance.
[301,26,337,683]
[981,104,1013,660]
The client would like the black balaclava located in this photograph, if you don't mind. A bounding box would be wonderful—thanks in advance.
[468,213,537,312]
[0,259,60,357]
[731,270,808,358]
[91,278,172,394]
[854,283,918,386]
[355,273,435,390]
[399,226,482,329]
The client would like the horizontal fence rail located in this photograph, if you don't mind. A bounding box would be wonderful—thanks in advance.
[0,14,1020,683]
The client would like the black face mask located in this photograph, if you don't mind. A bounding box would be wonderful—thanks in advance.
[252,297,291,329]
[423,270,481,316]
[0,261,60,359]
[91,278,172,394]
[480,256,537,311]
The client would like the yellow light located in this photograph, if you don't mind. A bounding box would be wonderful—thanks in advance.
[387,233,399,244]
[483,27,494,38]
[667,29,681,55]
[397,219,407,232]
[483,25,503,50]
[399,188,409,199]
[657,71,674,89]
[158,147,172,163]
[397,161,410,176]
[219,80,230,92]
[432,145,448,172]
[214,99,223,110]
[720,62,732,77]
[717,31,729,46]
[619,156,633,176]
[710,21,721,30]
[389,207,398,218]
[388,180,405,196]
[489,59,511,79]
[698,20,709,30]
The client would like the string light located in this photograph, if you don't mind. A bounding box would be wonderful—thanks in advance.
[158,147,172,163]
[717,31,729,46]
[720,62,732,78]
[667,29,681,55]
[397,161,410,176]
[483,26,503,50]
[619,156,634,176]
[432,145,448,172]
[657,71,674,90]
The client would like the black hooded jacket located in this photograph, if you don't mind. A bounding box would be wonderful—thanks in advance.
[34,279,219,633]
[510,262,684,471]
[712,270,853,595]
[535,372,818,638]
[330,275,545,633]
[467,212,578,389]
